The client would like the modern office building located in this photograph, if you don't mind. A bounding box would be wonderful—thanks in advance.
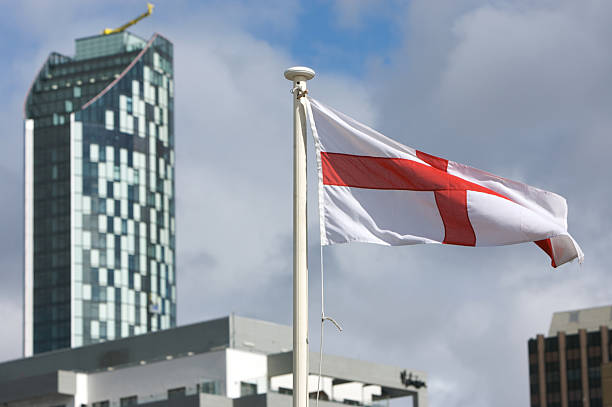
[24,31,176,355]
[528,305,612,407]
[0,315,428,407]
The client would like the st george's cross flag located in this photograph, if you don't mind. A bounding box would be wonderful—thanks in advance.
[305,97,584,268]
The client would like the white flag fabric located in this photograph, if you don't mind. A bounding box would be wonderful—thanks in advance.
[305,97,583,268]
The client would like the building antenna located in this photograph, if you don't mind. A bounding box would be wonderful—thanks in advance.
[102,3,154,35]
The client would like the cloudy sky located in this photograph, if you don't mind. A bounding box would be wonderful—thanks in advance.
[1,1,612,406]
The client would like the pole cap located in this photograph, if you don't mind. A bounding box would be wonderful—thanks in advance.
[284,66,315,81]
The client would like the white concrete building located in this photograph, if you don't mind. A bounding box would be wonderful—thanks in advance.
[0,315,427,407]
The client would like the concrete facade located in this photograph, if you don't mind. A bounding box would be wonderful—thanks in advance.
[549,306,612,336]
[0,315,427,407]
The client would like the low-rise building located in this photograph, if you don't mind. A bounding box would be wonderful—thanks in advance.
[0,315,427,407]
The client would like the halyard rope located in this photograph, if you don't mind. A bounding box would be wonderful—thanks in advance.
[291,86,309,99]
[302,94,342,407]
[316,239,342,407]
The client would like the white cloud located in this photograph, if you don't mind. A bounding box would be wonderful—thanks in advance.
[350,1,612,406]
[147,4,376,325]
[0,0,313,357]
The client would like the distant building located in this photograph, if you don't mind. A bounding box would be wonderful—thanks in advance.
[0,315,428,407]
[24,31,176,355]
[528,305,612,407]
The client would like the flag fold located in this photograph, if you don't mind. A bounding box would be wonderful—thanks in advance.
[305,97,583,268]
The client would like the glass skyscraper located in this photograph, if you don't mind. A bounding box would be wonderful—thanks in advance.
[24,32,176,355]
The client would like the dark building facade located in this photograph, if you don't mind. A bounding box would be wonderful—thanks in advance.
[528,306,612,407]
[24,31,176,355]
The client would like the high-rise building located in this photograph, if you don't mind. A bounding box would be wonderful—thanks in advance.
[24,31,176,356]
[527,305,612,407]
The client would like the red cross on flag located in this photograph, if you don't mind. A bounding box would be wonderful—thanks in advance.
[306,97,583,268]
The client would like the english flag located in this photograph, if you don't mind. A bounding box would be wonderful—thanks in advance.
[306,97,583,268]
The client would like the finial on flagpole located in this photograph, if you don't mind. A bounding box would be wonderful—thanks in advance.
[284,66,315,82]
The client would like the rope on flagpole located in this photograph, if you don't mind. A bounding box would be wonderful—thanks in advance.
[315,237,342,407]
[302,94,343,407]
[291,86,309,99]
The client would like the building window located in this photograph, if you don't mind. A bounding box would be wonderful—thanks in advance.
[240,382,257,397]
[92,401,109,407]
[168,387,186,399]
[309,391,329,400]
[120,395,137,407]
[105,110,114,130]
[567,334,580,349]
[199,381,219,395]
[545,337,558,352]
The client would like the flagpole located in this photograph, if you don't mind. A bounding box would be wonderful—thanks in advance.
[285,66,315,407]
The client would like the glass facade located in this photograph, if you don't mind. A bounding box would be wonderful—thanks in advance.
[25,32,175,354]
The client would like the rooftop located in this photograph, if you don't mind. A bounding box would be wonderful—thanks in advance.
[75,32,147,61]
[0,315,291,382]
[549,304,612,336]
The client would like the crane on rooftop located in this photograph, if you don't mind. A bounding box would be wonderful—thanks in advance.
[102,3,154,35]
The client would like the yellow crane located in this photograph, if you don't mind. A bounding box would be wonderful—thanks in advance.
[102,3,154,35]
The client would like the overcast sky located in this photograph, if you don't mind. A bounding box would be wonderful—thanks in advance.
[1,1,611,406]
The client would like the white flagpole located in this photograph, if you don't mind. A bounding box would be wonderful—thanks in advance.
[285,66,315,407]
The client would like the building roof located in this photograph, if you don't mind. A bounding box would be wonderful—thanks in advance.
[548,304,612,336]
[75,32,147,61]
[0,315,291,382]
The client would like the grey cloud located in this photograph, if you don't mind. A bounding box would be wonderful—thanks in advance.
[0,298,22,362]
[0,0,306,362]
[346,1,612,406]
